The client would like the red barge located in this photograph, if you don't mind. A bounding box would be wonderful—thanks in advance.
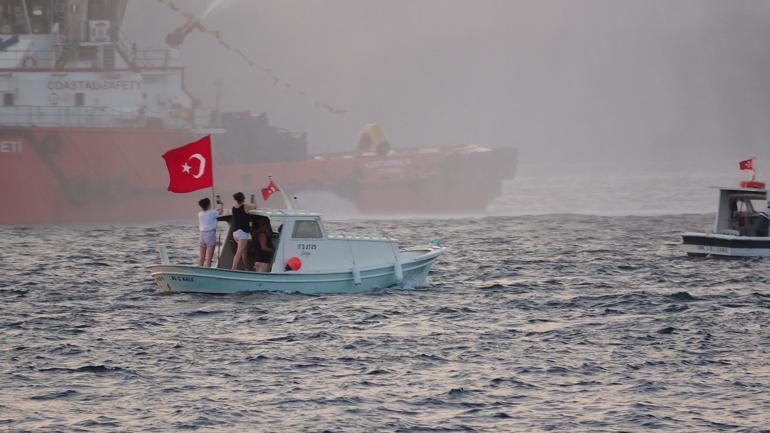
[0,0,516,225]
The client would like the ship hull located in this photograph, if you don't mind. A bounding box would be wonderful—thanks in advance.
[0,127,516,224]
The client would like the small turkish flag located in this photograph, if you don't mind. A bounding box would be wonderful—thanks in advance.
[739,158,754,171]
[261,179,279,200]
[162,136,214,193]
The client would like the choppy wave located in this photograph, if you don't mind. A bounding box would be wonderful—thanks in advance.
[1,213,770,431]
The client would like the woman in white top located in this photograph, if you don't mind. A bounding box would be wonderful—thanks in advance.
[197,197,223,267]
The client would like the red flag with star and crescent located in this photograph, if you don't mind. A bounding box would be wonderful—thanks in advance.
[162,136,214,193]
[261,179,279,200]
[739,158,754,171]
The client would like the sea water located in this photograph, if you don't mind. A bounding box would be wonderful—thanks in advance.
[1,163,769,432]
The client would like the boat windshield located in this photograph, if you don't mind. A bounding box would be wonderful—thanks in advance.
[750,199,767,212]
[728,195,769,236]
[292,219,323,239]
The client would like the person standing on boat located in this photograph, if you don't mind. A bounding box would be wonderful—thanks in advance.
[249,216,275,272]
[231,192,256,271]
[197,197,223,267]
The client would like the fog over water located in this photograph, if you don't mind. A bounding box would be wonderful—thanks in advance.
[125,1,770,165]
[7,3,770,431]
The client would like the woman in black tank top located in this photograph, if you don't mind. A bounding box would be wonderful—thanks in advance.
[230,192,256,271]
[231,205,250,233]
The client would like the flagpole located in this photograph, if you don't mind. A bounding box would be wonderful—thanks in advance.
[211,184,218,261]
[210,135,219,267]
[210,135,216,203]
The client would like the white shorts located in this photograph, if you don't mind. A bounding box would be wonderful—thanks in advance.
[233,229,250,241]
[199,230,216,247]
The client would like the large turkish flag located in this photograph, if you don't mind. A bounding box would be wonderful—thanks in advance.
[162,136,214,193]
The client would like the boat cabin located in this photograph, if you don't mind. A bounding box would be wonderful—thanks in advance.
[712,186,769,236]
[216,209,401,273]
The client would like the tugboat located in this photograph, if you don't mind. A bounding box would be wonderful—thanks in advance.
[149,206,445,294]
[681,159,770,257]
[0,0,517,225]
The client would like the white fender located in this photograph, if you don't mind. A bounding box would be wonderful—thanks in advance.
[394,260,403,284]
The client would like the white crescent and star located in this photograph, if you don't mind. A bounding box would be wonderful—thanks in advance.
[180,154,207,178]
[189,153,206,179]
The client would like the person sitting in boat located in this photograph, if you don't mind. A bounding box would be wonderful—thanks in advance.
[197,197,223,267]
[249,216,275,272]
[756,205,770,237]
[231,192,256,271]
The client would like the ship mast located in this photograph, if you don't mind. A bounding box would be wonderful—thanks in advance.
[20,0,32,34]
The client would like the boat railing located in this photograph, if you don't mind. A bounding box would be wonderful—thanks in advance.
[0,49,57,69]
[127,48,178,68]
[0,105,190,129]
[0,47,179,70]
[117,29,179,69]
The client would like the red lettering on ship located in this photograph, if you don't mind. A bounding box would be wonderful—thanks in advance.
[47,80,142,91]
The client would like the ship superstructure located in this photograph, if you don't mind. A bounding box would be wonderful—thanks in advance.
[0,0,199,129]
[0,0,516,224]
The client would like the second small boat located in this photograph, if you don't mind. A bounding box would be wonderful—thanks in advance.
[681,184,770,257]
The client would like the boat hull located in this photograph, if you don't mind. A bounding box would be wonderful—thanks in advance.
[681,232,770,257]
[0,126,516,224]
[148,249,442,294]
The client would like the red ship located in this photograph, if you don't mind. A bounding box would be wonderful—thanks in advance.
[0,1,516,225]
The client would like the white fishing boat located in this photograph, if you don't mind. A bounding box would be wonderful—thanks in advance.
[149,208,445,294]
[681,184,770,257]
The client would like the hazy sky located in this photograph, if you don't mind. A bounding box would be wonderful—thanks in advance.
[125,1,770,163]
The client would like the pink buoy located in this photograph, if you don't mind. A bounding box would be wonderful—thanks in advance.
[287,256,302,271]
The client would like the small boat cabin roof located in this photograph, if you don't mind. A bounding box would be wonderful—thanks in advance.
[710,186,769,195]
[248,209,321,218]
[218,208,321,222]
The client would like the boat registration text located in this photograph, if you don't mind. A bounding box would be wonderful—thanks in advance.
[695,245,731,255]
